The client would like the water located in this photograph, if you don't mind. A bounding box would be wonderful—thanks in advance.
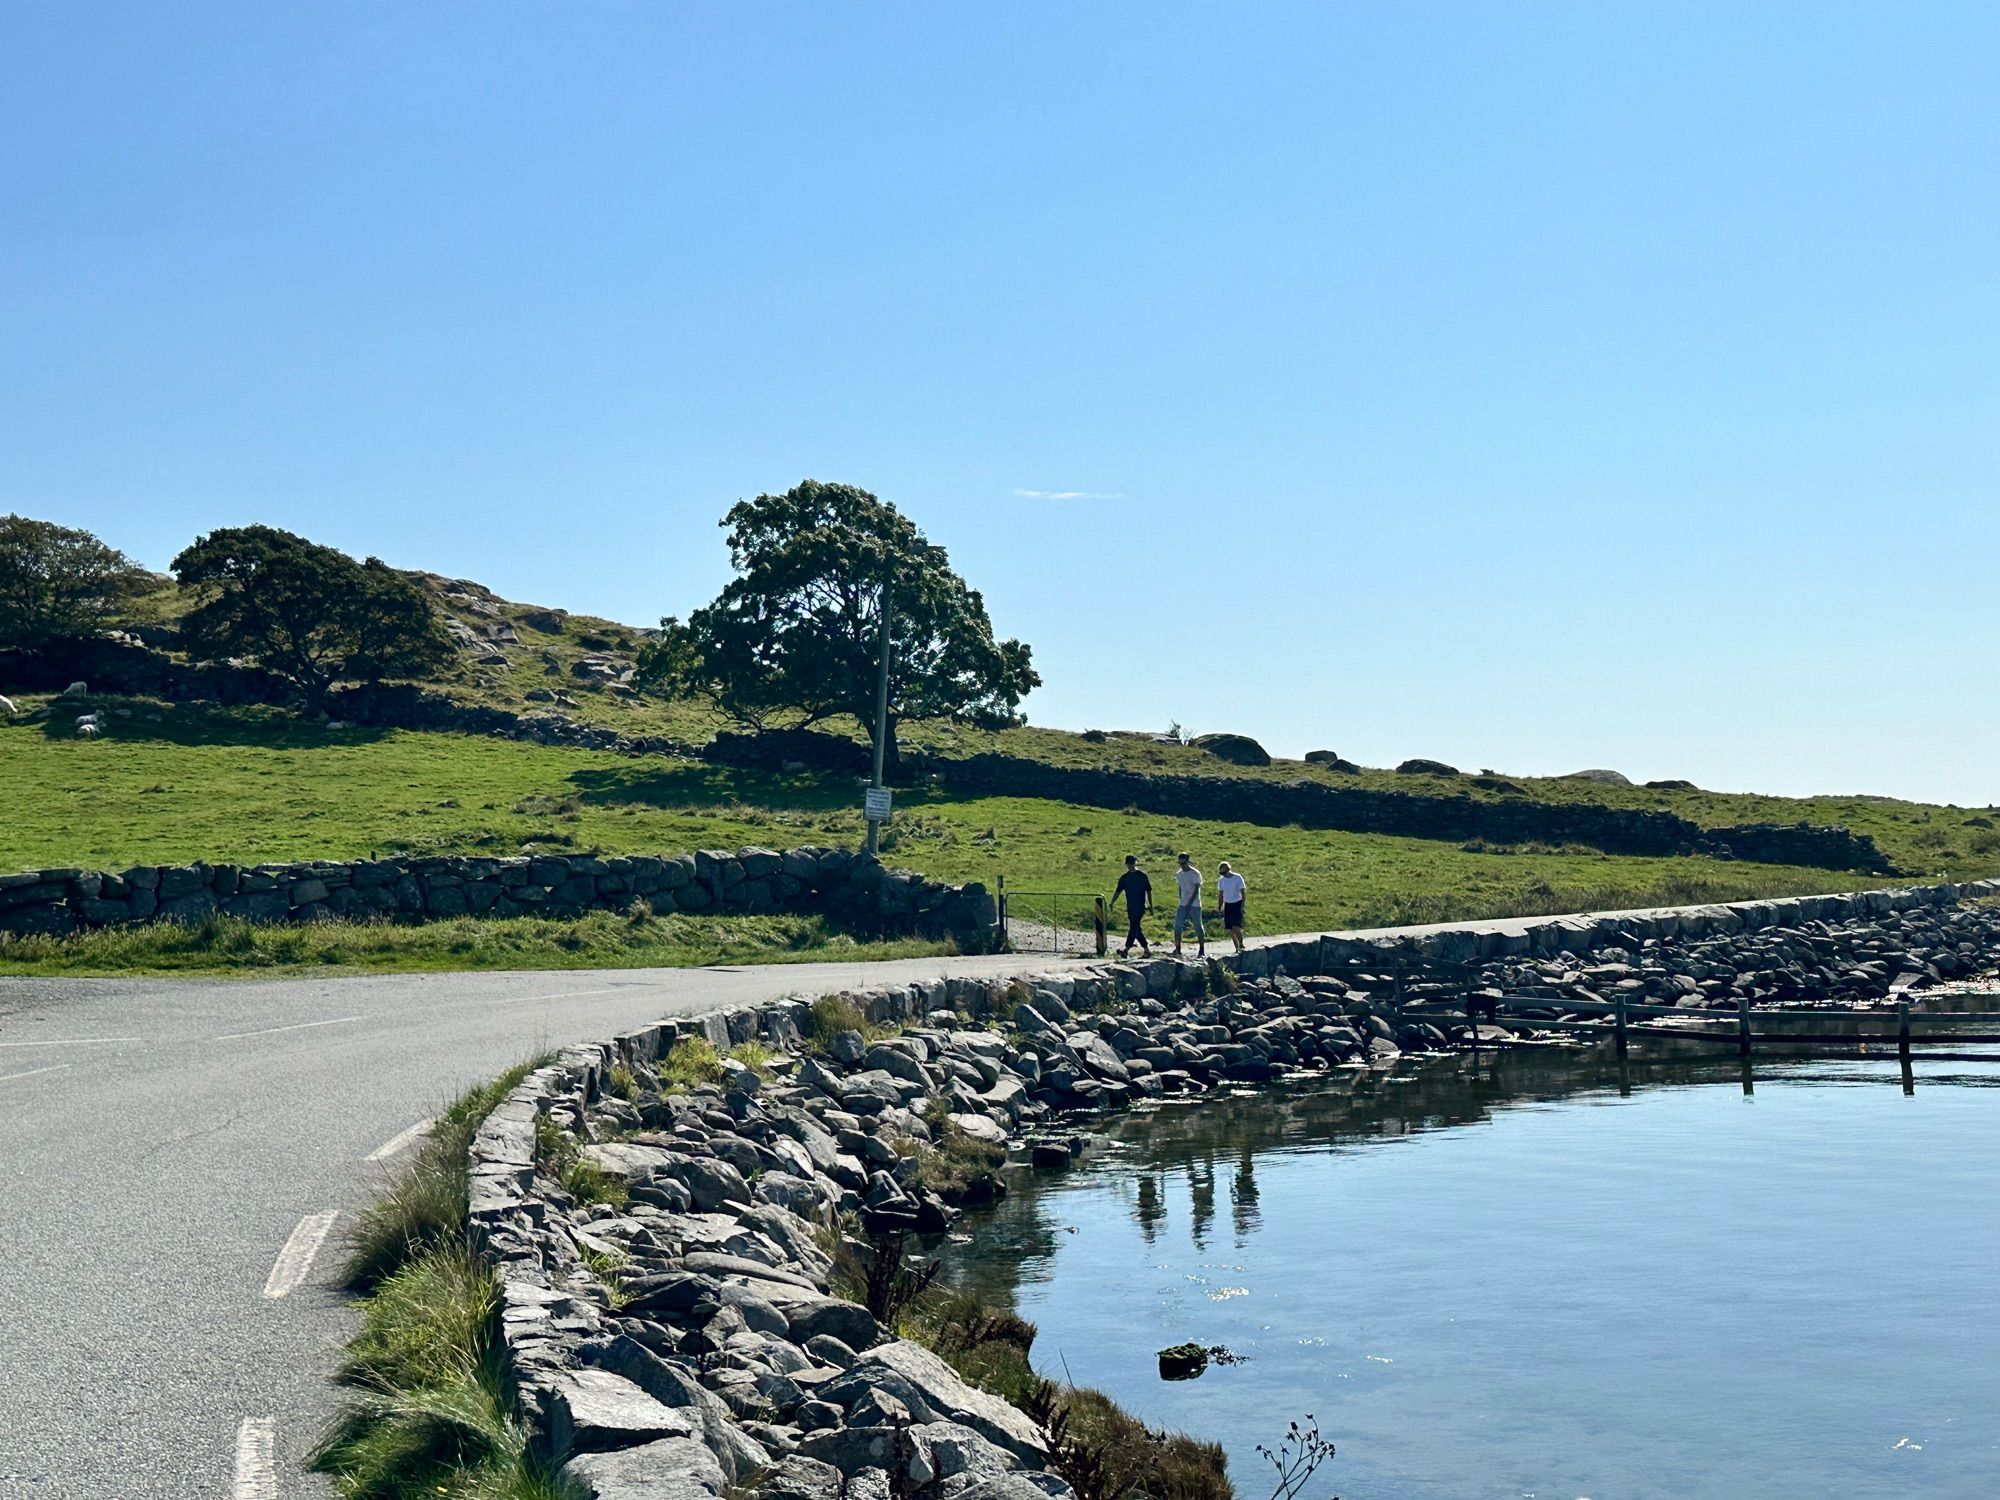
[946,1055,2000,1498]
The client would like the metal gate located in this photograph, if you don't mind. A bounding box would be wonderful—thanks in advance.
[996,882,1107,955]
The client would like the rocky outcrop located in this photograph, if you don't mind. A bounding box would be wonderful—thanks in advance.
[466,878,1999,1498]
[0,845,997,949]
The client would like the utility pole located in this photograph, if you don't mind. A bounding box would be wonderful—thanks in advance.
[865,574,893,856]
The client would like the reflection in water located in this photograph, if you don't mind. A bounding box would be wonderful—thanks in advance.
[1229,1151,1259,1244]
[952,1051,1748,1310]
[944,1053,2000,1500]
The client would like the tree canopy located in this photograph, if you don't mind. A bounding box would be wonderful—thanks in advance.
[0,514,150,653]
[172,525,455,710]
[640,480,1038,759]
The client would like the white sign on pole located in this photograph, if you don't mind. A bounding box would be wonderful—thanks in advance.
[864,786,893,822]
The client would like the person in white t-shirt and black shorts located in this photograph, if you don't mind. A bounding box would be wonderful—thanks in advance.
[1216,861,1247,955]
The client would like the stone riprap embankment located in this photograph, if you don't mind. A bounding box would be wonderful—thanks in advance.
[464,881,1999,1499]
[0,844,997,949]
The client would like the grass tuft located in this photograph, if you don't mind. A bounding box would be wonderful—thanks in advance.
[658,1036,724,1089]
[343,1060,543,1292]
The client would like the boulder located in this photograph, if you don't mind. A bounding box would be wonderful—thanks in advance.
[1562,768,1633,786]
[1395,758,1459,776]
[550,1369,697,1453]
[1191,732,1270,767]
[566,1435,726,1499]
[820,1341,1045,1462]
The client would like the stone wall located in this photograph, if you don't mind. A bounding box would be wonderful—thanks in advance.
[705,731,1895,874]
[4,663,1894,872]
[0,844,998,950]
[463,876,1999,1498]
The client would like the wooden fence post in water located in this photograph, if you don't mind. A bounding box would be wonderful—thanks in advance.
[1737,996,1753,1059]
[1897,1002,1912,1065]
[1614,997,1629,1062]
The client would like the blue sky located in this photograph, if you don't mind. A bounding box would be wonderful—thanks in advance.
[5,3,1996,803]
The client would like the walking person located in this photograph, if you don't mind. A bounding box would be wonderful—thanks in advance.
[1112,855,1152,957]
[1172,852,1205,958]
[1216,860,1248,955]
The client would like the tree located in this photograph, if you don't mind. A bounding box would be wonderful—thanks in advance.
[644,480,1039,762]
[0,515,149,653]
[172,525,456,710]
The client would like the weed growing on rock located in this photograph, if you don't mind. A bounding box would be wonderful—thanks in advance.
[658,1036,724,1088]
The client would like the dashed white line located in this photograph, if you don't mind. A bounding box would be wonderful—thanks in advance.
[0,1064,72,1085]
[232,1415,276,1499]
[262,1210,339,1299]
[213,1015,362,1041]
[0,1036,143,1048]
[367,1117,435,1161]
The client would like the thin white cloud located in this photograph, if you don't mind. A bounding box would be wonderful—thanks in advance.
[1013,487,1125,501]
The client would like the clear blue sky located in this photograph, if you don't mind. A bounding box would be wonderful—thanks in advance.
[5,3,1996,804]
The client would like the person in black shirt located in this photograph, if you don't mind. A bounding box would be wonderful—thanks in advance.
[1112,855,1152,957]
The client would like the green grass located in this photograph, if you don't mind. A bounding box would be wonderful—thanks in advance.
[0,908,947,978]
[5,700,1995,976]
[344,1062,543,1292]
[316,1058,583,1500]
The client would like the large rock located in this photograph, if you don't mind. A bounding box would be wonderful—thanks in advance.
[550,1369,698,1453]
[1562,768,1633,786]
[1395,758,1460,776]
[1191,732,1270,767]
[821,1341,1046,1462]
[587,1335,770,1480]
[566,1435,726,1499]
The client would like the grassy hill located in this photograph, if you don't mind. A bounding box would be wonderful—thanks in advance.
[5,696,1994,942]
[3,565,1994,975]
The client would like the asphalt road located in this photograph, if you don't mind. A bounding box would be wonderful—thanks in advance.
[0,950,1114,1499]
[0,901,1692,1498]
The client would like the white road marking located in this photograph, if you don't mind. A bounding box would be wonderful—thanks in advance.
[262,1210,339,1299]
[213,1014,362,1041]
[366,1117,435,1161]
[232,1415,276,1499]
[0,1064,72,1085]
[0,1036,143,1048]
[501,985,624,1006]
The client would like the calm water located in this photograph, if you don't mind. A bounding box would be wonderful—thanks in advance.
[947,1055,2000,1499]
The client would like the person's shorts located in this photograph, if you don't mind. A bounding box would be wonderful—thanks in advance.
[1223,900,1245,929]
[1125,910,1146,940]
[1173,903,1205,939]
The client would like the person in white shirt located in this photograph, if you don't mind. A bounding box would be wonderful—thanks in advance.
[1172,852,1205,958]
[1216,861,1247,954]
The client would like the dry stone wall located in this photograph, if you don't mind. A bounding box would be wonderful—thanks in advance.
[0,845,998,950]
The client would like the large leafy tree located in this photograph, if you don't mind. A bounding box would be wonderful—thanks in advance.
[644,480,1039,762]
[0,514,149,653]
[172,525,455,711]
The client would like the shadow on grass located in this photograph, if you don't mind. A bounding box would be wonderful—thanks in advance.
[15,699,395,749]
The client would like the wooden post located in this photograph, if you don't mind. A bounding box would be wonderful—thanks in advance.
[1614,996,1629,1062]
[1737,996,1752,1059]
[1094,897,1108,958]
[1468,999,1479,1068]
[1897,1002,1911,1065]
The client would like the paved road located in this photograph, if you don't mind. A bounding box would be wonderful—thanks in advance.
[0,899,1730,1498]
[0,951,1116,1499]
